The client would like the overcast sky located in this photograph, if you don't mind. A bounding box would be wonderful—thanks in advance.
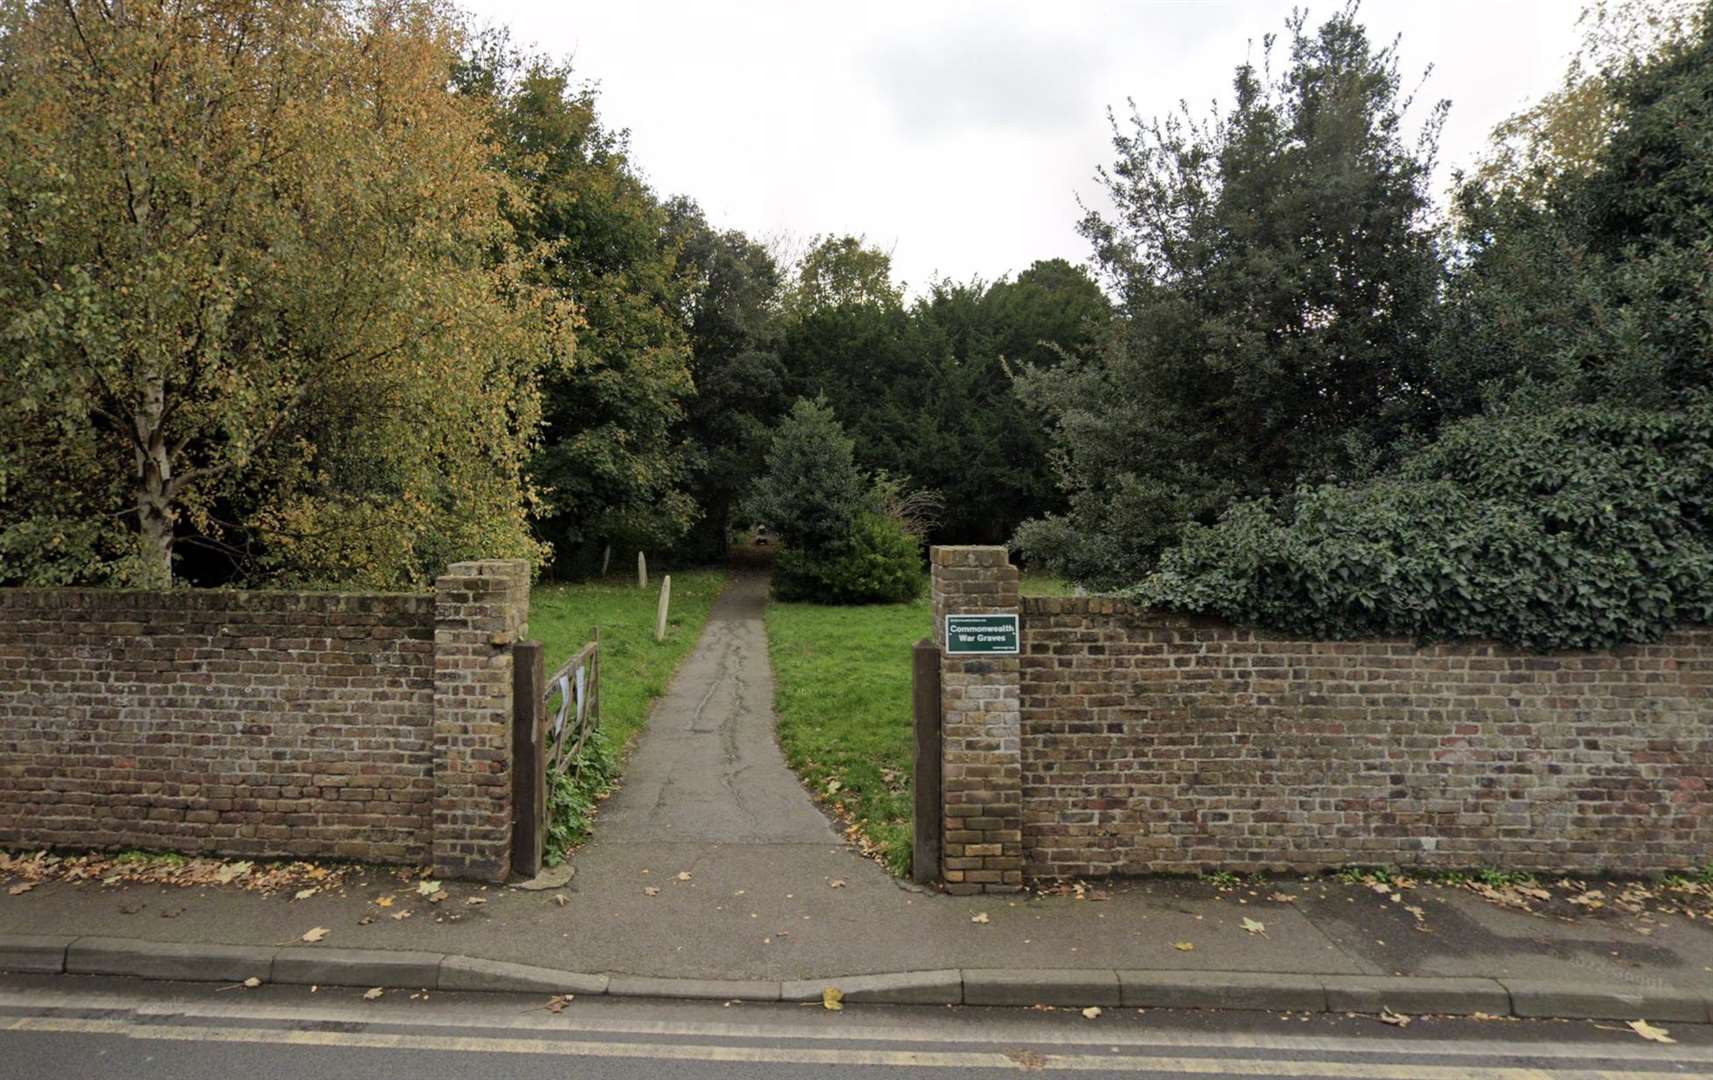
[460,1,1585,293]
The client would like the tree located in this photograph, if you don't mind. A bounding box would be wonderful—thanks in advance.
[0,0,563,588]
[1136,6,1713,648]
[462,41,697,576]
[742,397,921,604]
[783,234,904,316]
[1015,4,1448,587]
[664,198,787,560]
[1439,0,1713,415]
[741,397,874,552]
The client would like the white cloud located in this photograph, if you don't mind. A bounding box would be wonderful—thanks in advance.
[461,0,1584,293]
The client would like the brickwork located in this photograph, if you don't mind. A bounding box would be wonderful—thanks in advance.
[0,560,529,880]
[930,547,1713,882]
[431,559,529,882]
[931,546,1023,894]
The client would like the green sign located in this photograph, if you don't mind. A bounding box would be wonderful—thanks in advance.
[945,614,1020,656]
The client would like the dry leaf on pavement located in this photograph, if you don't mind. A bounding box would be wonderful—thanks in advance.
[376,896,395,908]
[644,886,660,897]
[293,888,318,901]
[676,872,693,881]
[971,912,990,924]
[7,882,36,896]
[1379,1007,1410,1027]
[1081,1007,1102,1020]
[1173,941,1195,951]
[301,927,329,943]
[242,977,261,989]
[1241,917,1267,936]
[829,879,846,889]
[545,995,573,1013]
[417,880,441,896]
[822,987,844,1011]
[1630,1019,1676,1043]
[362,987,383,1001]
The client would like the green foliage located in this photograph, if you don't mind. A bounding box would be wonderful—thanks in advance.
[742,397,876,552]
[779,255,1109,546]
[0,0,561,588]
[767,594,928,878]
[664,198,788,561]
[545,726,616,865]
[1016,4,1447,586]
[773,513,925,605]
[461,40,697,573]
[1138,403,1713,650]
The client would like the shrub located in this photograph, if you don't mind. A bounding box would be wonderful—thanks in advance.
[1135,402,1713,649]
[740,397,875,551]
[772,513,924,604]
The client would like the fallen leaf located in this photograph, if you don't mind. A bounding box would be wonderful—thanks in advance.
[376,896,395,908]
[390,909,413,921]
[7,882,37,896]
[301,927,329,943]
[644,886,660,897]
[1379,1007,1410,1027]
[1173,941,1195,952]
[363,987,383,1001]
[358,916,374,926]
[971,912,990,924]
[545,994,573,1013]
[242,977,261,989]
[1241,917,1267,936]
[822,987,844,1011]
[676,872,692,882]
[417,880,441,896]
[1268,892,1297,903]
[1081,1006,1102,1020]
[464,896,487,907]
[214,861,252,885]
[427,890,448,904]
[553,893,569,907]
[1630,1019,1676,1044]
[829,879,846,889]
[294,888,318,901]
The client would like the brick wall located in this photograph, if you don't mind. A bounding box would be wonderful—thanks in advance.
[0,560,528,880]
[932,546,1024,894]
[930,547,1713,887]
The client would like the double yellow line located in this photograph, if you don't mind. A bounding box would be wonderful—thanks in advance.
[7,1016,1710,1079]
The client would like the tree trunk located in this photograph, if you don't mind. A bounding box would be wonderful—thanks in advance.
[134,373,174,588]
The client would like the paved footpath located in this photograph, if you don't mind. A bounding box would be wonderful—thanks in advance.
[8,569,1713,1020]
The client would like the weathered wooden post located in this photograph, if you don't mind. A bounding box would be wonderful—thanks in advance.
[511,639,546,879]
[655,575,672,643]
[601,544,612,577]
[637,551,648,589]
[912,638,943,886]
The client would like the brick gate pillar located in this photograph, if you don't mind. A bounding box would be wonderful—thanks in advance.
[432,559,530,881]
[930,546,1023,894]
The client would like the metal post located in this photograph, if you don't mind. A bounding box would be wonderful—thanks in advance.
[511,640,546,879]
[912,638,943,886]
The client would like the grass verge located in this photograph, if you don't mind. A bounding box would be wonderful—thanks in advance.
[530,568,728,861]
[766,594,929,877]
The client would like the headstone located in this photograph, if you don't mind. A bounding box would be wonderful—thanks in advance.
[637,551,647,590]
[655,575,672,643]
[602,544,612,576]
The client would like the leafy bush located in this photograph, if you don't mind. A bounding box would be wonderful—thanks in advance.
[544,727,617,866]
[773,513,924,604]
[1136,402,1713,649]
[740,396,876,551]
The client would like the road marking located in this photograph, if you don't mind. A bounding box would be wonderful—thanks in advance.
[6,1016,1710,1078]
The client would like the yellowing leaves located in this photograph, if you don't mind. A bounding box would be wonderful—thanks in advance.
[821,987,844,1011]
[301,927,329,943]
